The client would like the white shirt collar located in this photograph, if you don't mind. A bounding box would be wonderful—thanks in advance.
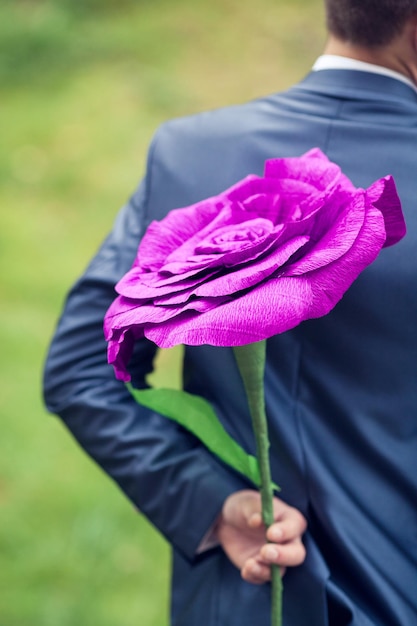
[313,54,417,93]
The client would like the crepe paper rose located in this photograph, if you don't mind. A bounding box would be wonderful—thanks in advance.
[104,148,406,626]
[104,148,405,379]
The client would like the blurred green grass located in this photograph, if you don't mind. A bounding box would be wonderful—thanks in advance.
[0,1,324,624]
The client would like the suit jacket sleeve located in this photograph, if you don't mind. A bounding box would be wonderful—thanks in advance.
[42,132,246,561]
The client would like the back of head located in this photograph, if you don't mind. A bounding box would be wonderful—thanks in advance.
[325,0,417,46]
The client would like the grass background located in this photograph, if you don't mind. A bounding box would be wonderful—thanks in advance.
[0,1,324,624]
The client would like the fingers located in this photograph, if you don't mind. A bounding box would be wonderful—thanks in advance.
[241,537,305,584]
[241,501,307,584]
[267,504,307,544]
[242,533,306,583]
[222,490,306,538]
[241,557,285,585]
[220,490,307,586]
[262,505,307,570]
[260,537,306,568]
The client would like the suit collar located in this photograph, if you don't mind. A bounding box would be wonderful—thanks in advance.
[294,69,417,105]
[313,54,417,93]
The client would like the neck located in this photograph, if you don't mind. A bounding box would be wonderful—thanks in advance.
[324,33,417,86]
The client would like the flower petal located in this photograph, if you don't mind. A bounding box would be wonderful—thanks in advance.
[105,292,227,332]
[366,175,406,247]
[105,292,230,379]
[116,266,217,299]
[194,235,309,297]
[144,276,315,348]
[306,201,387,318]
[137,198,222,271]
[285,191,366,275]
[264,148,355,194]
[106,327,142,382]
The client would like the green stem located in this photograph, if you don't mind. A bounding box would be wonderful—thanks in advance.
[233,341,282,626]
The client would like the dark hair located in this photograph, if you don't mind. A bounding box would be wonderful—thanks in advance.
[325,0,417,46]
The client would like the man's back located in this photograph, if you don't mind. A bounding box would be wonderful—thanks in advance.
[44,65,417,625]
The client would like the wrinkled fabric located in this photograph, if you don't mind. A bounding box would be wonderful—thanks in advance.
[104,148,405,381]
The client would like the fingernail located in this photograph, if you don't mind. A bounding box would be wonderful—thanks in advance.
[249,512,262,525]
[271,526,284,541]
[269,527,283,541]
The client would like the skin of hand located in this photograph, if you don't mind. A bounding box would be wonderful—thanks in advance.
[217,489,307,584]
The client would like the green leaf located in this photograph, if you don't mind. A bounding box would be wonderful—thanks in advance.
[127,383,280,491]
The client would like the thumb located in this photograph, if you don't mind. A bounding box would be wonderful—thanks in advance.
[238,491,263,529]
[222,490,263,528]
[247,510,263,529]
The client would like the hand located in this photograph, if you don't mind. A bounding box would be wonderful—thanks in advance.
[217,489,307,584]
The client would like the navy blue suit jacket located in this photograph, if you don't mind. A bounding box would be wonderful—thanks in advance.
[43,69,417,626]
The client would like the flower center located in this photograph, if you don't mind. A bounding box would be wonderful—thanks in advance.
[195,218,273,254]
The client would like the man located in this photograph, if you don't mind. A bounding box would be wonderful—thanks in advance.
[43,1,417,624]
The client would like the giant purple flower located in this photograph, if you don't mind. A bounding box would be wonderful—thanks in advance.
[104,148,405,381]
